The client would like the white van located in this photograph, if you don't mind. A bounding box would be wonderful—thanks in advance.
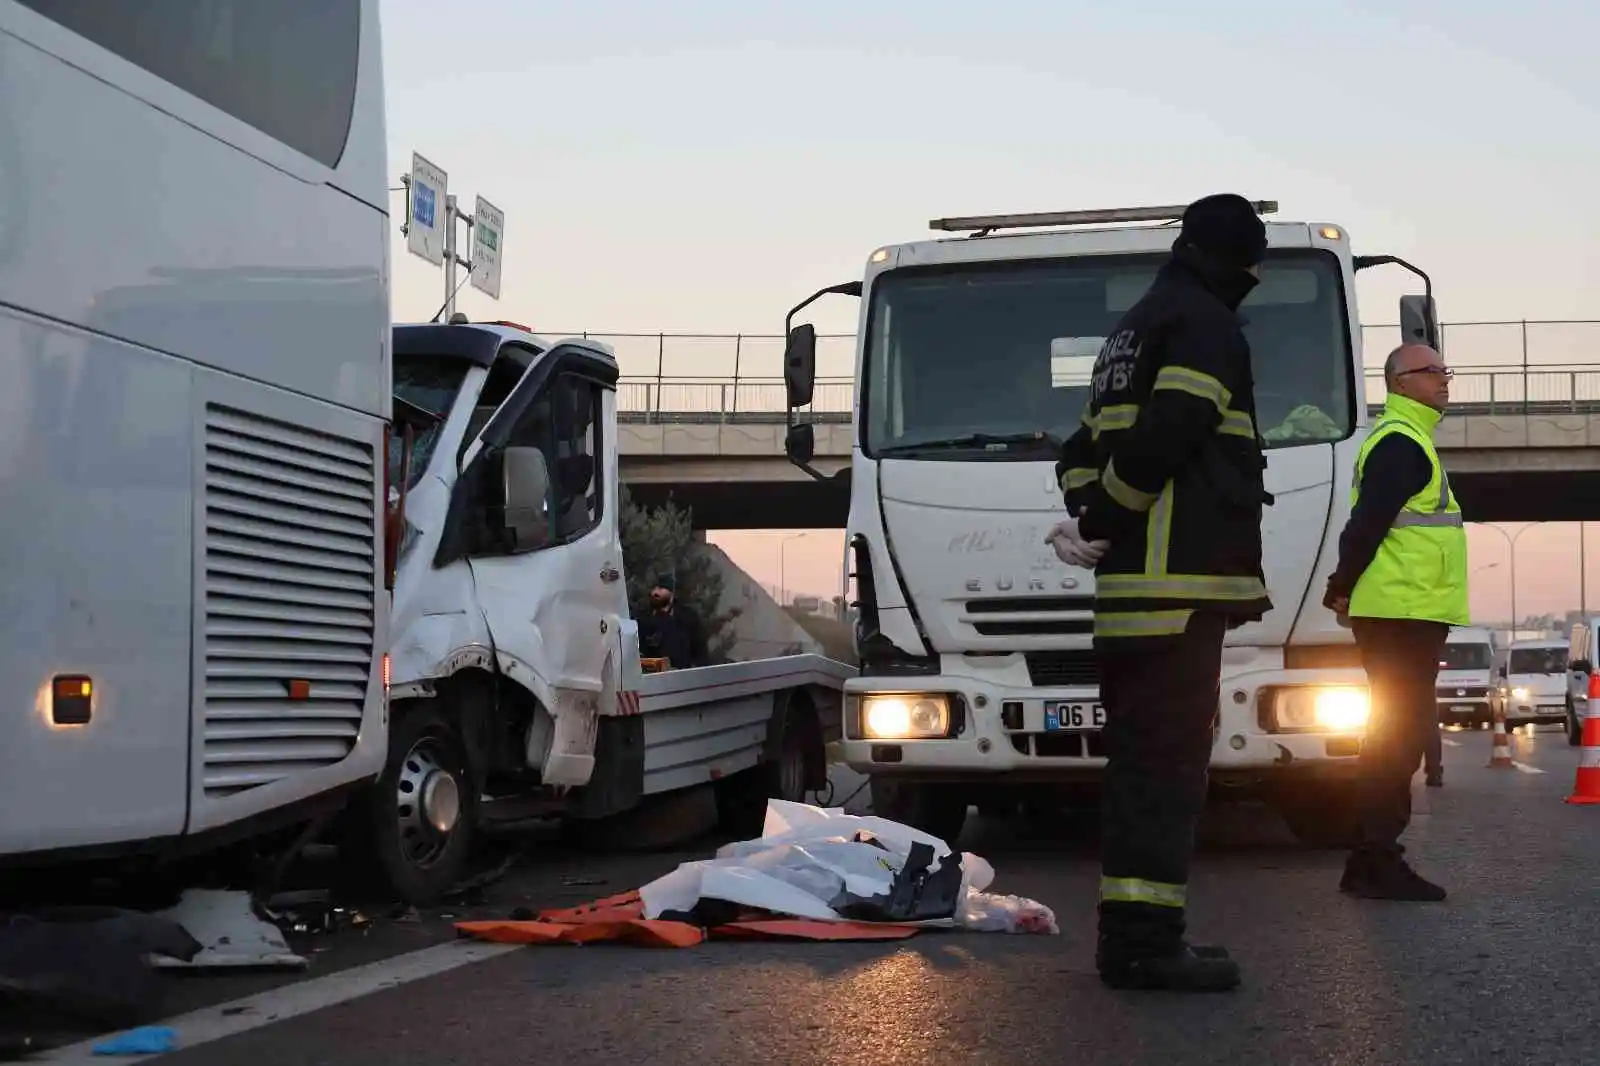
[1437,626,1496,728]
[1498,639,1570,731]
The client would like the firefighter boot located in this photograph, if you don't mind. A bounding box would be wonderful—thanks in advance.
[1096,904,1240,992]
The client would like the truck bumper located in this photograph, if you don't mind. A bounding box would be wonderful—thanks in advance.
[839,667,1369,788]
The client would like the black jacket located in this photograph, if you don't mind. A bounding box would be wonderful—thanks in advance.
[640,603,710,669]
[1055,245,1274,643]
[1323,433,1433,607]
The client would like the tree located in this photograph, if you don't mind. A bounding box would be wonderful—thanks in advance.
[617,483,739,663]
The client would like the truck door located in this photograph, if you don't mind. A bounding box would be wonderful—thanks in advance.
[440,342,622,716]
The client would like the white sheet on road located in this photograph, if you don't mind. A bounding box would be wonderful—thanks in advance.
[637,799,1058,933]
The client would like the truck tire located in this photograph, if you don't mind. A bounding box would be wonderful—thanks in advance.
[869,778,968,847]
[714,692,818,839]
[1568,699,1583,747]
[351,701,479,905]
[1273,781,1362,849]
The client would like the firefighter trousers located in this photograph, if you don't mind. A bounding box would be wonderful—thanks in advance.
[1095,611,1228,963]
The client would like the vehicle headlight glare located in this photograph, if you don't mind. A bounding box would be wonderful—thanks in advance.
[1269,685,1370,733]
[860,694,951,739]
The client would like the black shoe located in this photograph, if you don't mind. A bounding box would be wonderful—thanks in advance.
[1099,945,1241,992]
[1425,771,1443,788]
[1341,853,1446,901]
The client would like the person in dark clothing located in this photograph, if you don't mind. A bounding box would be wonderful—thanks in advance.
[638,574,710,669]
[1323,342,1466,902]
[1049,193,1275,993]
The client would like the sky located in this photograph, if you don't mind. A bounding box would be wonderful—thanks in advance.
[378,0,1598,624]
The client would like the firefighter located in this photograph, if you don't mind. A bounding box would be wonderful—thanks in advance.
[1047,193,1274,993]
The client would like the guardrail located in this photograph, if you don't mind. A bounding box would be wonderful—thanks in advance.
[547,321,1600,424]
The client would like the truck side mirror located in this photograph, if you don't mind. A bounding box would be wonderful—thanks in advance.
[784,324,817,409]
[501,445,551,550]
[1399,294,1441,351]
[785,422,816,465]
[1497,665,1508,679]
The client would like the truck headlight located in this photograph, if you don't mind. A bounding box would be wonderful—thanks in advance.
[1512,687,1530,701]
[859,694,952,739]
[1266,686,1370,733]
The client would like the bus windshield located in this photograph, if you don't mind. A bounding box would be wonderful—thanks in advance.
[861,249,1354,458]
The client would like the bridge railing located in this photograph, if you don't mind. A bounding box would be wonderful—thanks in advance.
[548,321,1600,424]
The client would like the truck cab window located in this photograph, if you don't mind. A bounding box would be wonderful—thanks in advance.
[550,376,603,542]
[497,374,602,549]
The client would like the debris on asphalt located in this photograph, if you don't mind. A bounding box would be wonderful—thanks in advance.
[149,889,308,971]
[0,907,200,1030]
[455,799,1058,948]
[91,1025,177,1056]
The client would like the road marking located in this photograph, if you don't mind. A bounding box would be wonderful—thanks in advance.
[1512,761,1546,775]
[32,939,524,1064]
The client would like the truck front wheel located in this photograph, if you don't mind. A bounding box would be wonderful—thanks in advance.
[869,778,969,847]
[354,702,479,905]
[1273,780,1363,849]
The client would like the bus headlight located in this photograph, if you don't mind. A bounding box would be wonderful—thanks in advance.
[859,694,952,739]
[1266,686,1370,733]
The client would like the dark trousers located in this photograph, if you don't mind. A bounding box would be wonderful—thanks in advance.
[1424,714,1442,777]
[1095,612,1227,962]
[1351,617,1449,856]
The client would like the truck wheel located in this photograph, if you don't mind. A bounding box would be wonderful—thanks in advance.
[1274,782,1362,849]
[714,694,817,839]
[354,703,478,905]
[1568,700,1583,747]
[869,778,968,847]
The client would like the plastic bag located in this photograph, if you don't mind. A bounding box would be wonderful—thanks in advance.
[960,892,1060,934]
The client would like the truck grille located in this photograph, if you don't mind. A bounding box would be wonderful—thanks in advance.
[1024,649,1098,687]
[201,405,377,798]
[1437,685,1490,699]
[964,596,1095,637]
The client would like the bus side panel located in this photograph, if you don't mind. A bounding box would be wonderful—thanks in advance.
[0,309,194,854]
[0,5,389,422]
[184,367,389,836]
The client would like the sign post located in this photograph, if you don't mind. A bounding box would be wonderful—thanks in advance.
[400,151,506,320]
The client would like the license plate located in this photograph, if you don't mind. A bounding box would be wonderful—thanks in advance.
[1045,701,1105,731]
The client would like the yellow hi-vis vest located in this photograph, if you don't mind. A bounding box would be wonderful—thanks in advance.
[1347,393,1470,625]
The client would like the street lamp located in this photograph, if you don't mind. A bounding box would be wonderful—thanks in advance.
[1482,523,1541,632]
[778,531,810,606]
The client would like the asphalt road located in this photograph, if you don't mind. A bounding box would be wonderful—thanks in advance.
[26,724,1600,1065]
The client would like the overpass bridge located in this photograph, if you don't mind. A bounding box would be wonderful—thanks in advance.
[589,322,1600,529]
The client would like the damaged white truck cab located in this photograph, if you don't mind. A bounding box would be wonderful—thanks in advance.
[375,320,849,902]
[781,202,1443,847]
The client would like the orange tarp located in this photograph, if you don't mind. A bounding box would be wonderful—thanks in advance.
[454,889,923,948]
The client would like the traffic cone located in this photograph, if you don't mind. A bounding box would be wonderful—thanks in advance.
[1487,706,1514,769]
[1566,700,1600,805]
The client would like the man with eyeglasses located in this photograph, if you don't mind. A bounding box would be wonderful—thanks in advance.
[1323,343,1467,901]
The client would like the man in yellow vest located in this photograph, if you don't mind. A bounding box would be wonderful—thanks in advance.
[1323,342,1468,901]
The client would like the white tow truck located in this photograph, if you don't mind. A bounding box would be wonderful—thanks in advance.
[368,320,850,902]
[780,201,1445,847]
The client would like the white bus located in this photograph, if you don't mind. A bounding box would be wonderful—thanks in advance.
[0,1,392,869]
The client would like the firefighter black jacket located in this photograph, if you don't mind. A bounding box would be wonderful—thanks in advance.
[1054,244,1274,642]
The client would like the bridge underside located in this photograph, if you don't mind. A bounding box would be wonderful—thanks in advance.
[624,465,1600,530]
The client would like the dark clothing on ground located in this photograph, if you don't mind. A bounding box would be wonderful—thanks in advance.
[1324,433,1434,605]
[640,603,709,669]
[1350,617,1449,855]
[1096,611,1228,964]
